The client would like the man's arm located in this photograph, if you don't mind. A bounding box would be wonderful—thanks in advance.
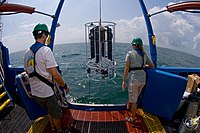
[47,67,69,93]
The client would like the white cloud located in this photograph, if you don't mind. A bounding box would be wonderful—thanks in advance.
[150,9,199,57]
[115,17,147,44]
[19,23,35,31]
[2,3,200,57]
[55,26,84,44]
[2,31,33,53]
[113,6,200,57]
[194,32,200,50]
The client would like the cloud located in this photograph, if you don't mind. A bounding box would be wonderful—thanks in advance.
[2,3,200,57]
[55,26,84,44]
[115,17,147,43]
[150,8,200,57]
[194,33,200,50]
[19,22,35,31]
[2,21,35,53]
[3,31,33,53]
[114,6,200,57]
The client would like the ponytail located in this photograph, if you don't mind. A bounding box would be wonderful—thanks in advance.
[135,45,144,52]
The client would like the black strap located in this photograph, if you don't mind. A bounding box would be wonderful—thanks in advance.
[29,71,54,89]
[129,67,143,72]
[28,42,54,89]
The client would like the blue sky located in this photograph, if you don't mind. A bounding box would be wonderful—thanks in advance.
[1,0,200,57]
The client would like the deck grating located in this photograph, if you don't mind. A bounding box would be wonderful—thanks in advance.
[0,104,32,133]
[43,108,149,132]
[1,105,157,133]
[0,102,165,133]
[56,109,148,133]
[72,120,128,133]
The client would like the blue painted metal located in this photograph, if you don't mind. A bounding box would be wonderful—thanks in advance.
[48,0,65,51]
[138,0,157,66]
[157,66,200,73]
[0,42,19,104]
[0,42,10,71]
[0,79,13,102]
[0,78,14,120]
[15,74,47,120]
[142,69,188,120]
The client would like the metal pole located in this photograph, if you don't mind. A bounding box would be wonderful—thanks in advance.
[138,0,157,67]
[49,0,65,51]
[99,0,102,66]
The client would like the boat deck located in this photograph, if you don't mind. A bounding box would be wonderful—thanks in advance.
[0,105,32,133]
[0,104,166,133]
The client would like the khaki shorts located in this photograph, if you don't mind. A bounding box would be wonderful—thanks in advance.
[32,95,62,119]
[128,82,145,103]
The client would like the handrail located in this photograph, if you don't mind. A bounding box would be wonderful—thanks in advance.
[0,3,35,14]
[167,1,200,13]
[0,3,54,18]
[0,63,4,82]
[149,1,200,17]
[18,72,32,98]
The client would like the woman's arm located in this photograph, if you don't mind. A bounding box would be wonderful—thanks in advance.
[122,61,130,90]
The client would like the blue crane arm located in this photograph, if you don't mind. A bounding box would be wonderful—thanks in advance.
[49,0,65,51]
[138,0,157,67]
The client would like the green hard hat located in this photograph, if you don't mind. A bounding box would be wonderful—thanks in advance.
[33,23,49,34]
[131,37,143,46]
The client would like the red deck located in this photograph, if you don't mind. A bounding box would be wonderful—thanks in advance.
[43,108,148,133]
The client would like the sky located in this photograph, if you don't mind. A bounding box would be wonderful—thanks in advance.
[1,0,200,57]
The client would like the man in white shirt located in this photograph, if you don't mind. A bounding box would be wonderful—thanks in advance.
[24,23,69,132]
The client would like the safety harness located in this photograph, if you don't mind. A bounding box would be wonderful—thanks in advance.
[28,42,54,89]
[129,49,144,72]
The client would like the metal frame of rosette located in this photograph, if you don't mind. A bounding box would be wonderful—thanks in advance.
[85,21,116,81]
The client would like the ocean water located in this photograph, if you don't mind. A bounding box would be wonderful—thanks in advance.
[9,43,200,104]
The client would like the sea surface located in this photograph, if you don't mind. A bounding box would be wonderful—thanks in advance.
[9,43,200,104]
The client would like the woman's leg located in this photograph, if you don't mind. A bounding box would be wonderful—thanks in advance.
[130,102,137,120]
[127,102,132,111]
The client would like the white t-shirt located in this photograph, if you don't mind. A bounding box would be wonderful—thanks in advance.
[125,49,153,83]
[24,45,58,98]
